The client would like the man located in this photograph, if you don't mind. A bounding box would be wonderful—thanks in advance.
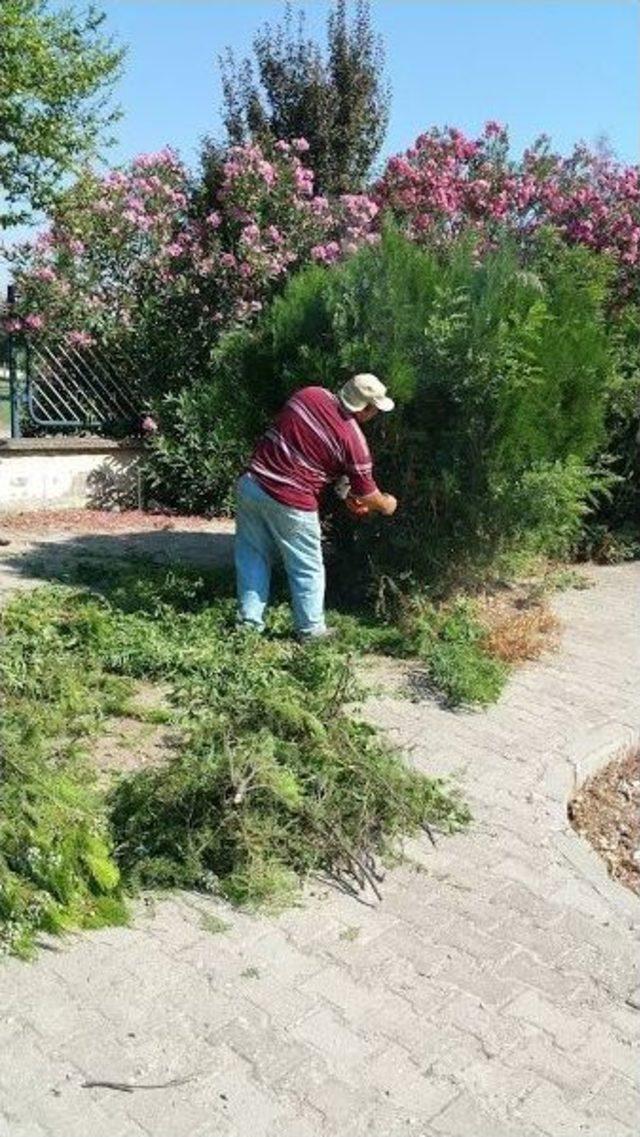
[235,373,397,640]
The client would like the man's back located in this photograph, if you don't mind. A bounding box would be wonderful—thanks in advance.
[249,386,377,511]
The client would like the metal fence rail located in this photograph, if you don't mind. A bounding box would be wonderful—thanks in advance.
[2,285,149,437]
[25,337,143,431]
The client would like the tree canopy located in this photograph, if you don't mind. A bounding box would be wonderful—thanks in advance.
[0,0,124,227]
[213,0,390,195]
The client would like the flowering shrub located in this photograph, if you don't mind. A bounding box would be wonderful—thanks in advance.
[4,149,185,343]
[4,139,378,380]
[7,121,636,368]
[375,123,640,295]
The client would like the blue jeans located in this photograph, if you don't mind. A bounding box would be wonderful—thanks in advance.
[235,473,326,635]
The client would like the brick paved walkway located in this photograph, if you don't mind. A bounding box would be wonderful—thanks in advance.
[0,555,639,1137]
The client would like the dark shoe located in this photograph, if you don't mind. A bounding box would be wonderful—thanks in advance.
[235,620,264,635]
[296,627,337,645]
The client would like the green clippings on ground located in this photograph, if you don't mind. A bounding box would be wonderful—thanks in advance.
[0,588,134,959]
[412,599,509,708]
[332,597,509,708]
[199,912,230,935]
[541,568,593,592]
[0,560,469,957]
[241,966,260,979]
[117,699,174,726]
[328,612,410,657]
[339,925,361,942]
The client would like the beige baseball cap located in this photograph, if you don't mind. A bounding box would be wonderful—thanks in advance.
[339,373,395,413]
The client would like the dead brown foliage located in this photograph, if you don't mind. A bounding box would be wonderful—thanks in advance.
[482,605,560,663]
[569,747,640,896]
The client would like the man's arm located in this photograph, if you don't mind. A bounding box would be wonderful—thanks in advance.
[343,427,397,517]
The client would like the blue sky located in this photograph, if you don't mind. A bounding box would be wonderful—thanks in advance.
[103,0,638,168]
[2,0,638,288]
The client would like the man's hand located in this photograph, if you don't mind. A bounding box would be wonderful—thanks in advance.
[345,495,370,517]
[377,493,398,516]
[348,490,397,517]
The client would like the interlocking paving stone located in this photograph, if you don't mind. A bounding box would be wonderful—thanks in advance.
[0,544,638,1136]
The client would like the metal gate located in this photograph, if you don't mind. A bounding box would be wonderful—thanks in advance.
[3,286,144,438]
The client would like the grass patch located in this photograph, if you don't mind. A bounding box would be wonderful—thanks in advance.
[332,561,574,707]
[199,912,230,935]
[0,560,469,957]
[0,378,10,435]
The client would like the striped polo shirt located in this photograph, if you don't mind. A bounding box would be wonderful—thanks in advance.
[248,386,379,511]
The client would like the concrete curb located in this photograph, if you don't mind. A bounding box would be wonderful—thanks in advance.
[552,722,640,927]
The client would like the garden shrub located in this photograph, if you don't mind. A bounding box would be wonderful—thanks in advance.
[193,224,613,592]
[585,302,640,557]
[144,266,339,510]
[144,380,250,515]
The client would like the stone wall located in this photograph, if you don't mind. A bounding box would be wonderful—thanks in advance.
[0,437,145,512]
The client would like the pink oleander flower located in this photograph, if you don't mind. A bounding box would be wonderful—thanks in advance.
[140,414,158,434]
[206,211,222,229]
[294,167,314,194]
[220,252,236,268]
[311,241,341,264]
[240,223,261,244]
[258,160,277,185]
[275,140,290,153]
[24,313,44,331]
[33,230,54,251]
[292,138,310,152]
[67,330,94,348]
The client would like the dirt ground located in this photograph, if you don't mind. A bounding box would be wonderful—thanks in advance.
[569,746,640,896]
[0,508,232,536]
[91,680,177,783]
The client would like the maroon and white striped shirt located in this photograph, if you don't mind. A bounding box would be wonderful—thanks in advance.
[248,386,378,511]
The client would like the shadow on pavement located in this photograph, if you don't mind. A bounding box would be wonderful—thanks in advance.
[0,528,236,597]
